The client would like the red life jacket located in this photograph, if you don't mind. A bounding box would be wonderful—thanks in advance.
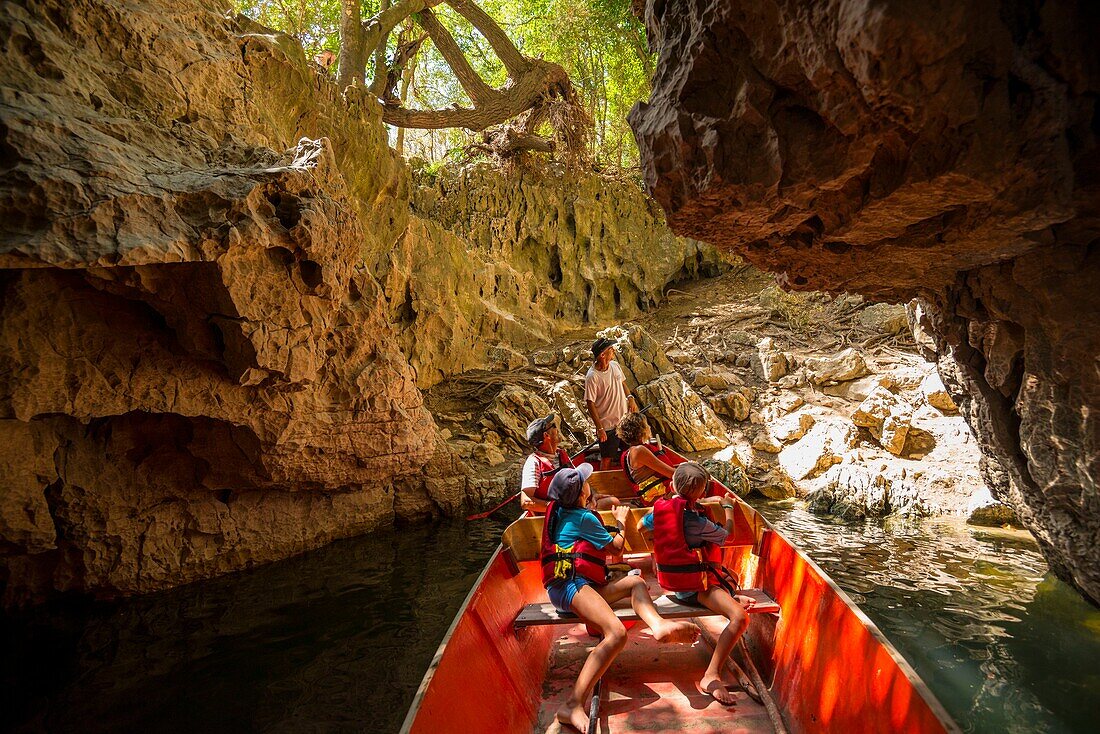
[620,445,671,506]
[540,501,608,586]
[531,448,575,502]
[652,495,725,593]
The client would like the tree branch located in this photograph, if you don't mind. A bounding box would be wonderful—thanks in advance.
[360,0,445,57]
[381,57,567,130]
[368,0,393,97]
[415,8,495,105]
[445,0,528,78]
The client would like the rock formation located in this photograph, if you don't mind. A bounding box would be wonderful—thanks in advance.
[631,0,1099,603]
[0,0,724,606]
[0,0,449,606]
[378,163,724,388]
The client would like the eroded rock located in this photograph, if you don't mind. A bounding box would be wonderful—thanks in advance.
[804,349,871,386]
[777,418,859,480]
[630,0,1100,602]
[634,373,729,451]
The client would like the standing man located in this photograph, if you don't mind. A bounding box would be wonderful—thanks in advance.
[585,337,638,470]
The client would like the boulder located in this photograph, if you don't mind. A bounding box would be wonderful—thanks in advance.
[690,366,742,390]
[858,303,908,334]
[753,468,798,500]
[487,343,529,371]
[755,337,790,382]
[531,349,560,368]
[751,431,783,454]
[920,371,958,413]
[778,418,859,480]
[804,349,870,386]
[481,387,551,449]
[597,324,674,389]
[634,373,729,451]
[822,375,896,403]
[701,458,750,497]
[853,387,914,456]
[768,410,817,444]
[760,394,804,422]
[709,387,754,421]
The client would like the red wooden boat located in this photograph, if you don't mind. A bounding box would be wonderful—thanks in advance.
[401,446,960,733]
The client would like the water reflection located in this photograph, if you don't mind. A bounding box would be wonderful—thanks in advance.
[751,502,1100,734]
[3,506,1098,733]
[1,518,510,734]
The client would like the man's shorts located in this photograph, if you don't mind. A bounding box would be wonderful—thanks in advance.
[546,577,593,613]
[599,427,622,459]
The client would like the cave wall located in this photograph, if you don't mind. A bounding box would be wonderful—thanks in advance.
[629,0,1099,601]
[0,0,721,605]
[378,164,724,388]
[0,0,453,606]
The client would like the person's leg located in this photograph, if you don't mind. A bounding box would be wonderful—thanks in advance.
[598,575,697,644]
[695,587,748,704]
[598,428,620,471]
[594,494,621,509]
[555,585,628,732]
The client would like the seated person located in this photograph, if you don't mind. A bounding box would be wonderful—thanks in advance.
[616,413,674,506]
[541,464,697,732]
[521,414,618,513]
[643,462,758,705]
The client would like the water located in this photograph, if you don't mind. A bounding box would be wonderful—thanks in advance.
[749,501,1100,734]
[3,507,1098,733]
[1,518,510,734]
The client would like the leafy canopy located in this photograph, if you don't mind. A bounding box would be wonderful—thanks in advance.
[233,0,653,168]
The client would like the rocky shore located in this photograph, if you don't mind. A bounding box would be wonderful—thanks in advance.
[428,267,1013,527]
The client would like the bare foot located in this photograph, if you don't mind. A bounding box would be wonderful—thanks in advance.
[651,620,699,644]
[700,674,737,705]
[555,702,590,732]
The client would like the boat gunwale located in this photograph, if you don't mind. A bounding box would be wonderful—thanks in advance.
[398,545,506,734]
[402,455,962,734]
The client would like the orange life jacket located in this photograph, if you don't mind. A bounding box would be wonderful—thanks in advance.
[620,444,671,506]
[652,495,725,593]
[540,501,608,586]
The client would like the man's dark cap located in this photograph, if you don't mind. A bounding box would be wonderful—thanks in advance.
[591,337,616,359]
[548,463,594,506]
[525,414,558,446]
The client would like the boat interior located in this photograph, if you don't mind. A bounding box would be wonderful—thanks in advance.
[401,461,959,734]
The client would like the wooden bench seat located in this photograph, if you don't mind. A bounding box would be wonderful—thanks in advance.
[514,588,780,628]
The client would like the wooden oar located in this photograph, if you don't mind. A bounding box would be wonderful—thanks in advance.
[465,491,523,521]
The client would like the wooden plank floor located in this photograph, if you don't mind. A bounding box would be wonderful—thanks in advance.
[533,565,780,734]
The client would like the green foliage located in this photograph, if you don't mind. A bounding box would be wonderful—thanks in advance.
[233,1,654,168]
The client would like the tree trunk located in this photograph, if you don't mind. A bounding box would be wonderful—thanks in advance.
[338,0,364,89]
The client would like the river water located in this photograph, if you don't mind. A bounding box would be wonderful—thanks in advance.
[2,505,1097,733]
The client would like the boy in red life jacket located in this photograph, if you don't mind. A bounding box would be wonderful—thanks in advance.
[541,464,696,732]
[520,413,619,514]
[643,462,758,705]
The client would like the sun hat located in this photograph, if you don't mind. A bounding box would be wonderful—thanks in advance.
[547,463,595,506]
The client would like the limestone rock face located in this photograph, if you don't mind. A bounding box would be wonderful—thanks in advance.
[631,0,1100,601]
[480,387,552,452]
[0,0,442,604]
[634,373,729,452]
[777,418,859,481]
[378,164,726,387]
